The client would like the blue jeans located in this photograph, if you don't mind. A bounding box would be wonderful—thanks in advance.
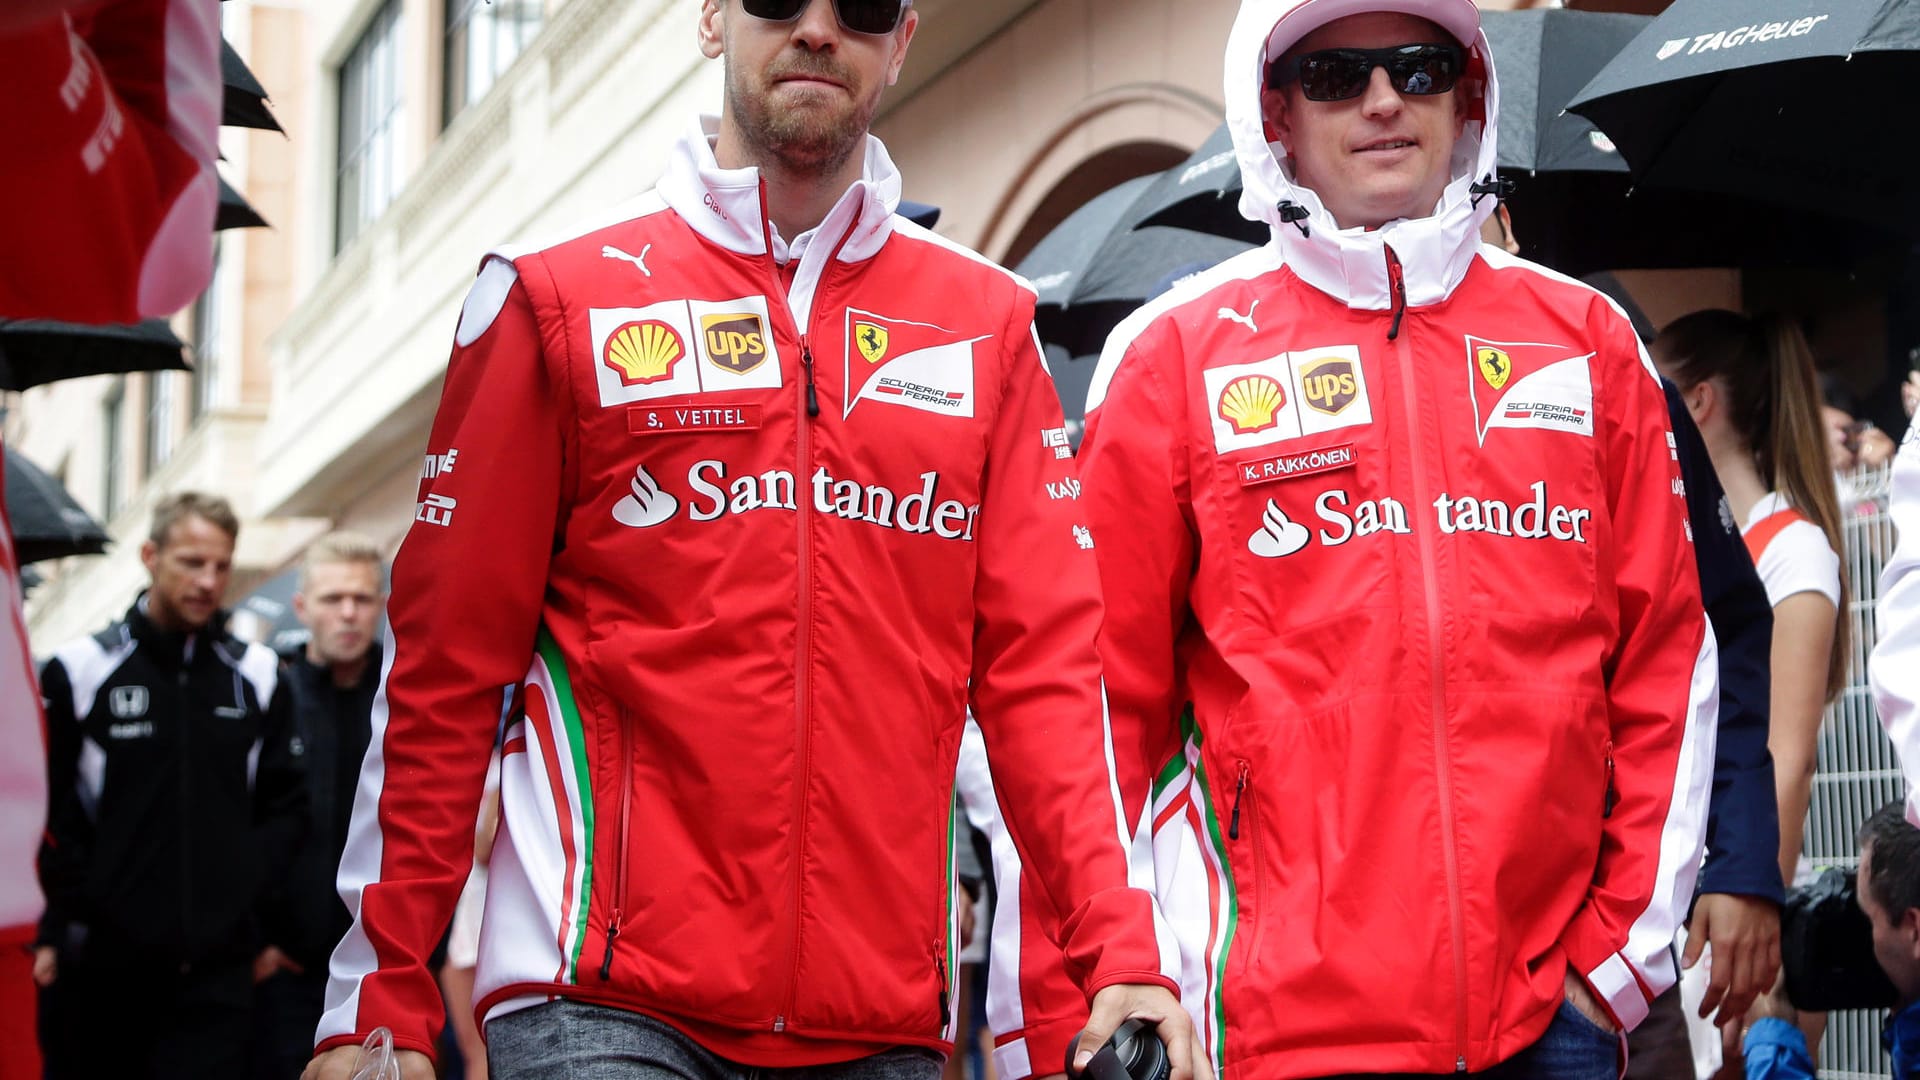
[487,999,946,1080]
[1319,1000,1620,1079]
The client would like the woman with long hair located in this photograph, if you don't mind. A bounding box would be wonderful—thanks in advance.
[1655,309,1849,895]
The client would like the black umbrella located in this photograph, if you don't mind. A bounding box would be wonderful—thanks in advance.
[231,566,310,654]
[5,451,109,565]
[221,37,283,133]
[1567,0,1920,235]
[1130,126,1266,244]
[217,175,270,231]
[0,319,190,392]
[1486,9,1646,175]
[1487,8,1903,275]
[1016,174,1159,310]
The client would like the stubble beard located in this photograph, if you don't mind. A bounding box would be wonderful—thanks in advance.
[725,54,874,177]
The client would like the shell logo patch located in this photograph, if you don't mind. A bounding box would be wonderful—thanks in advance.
[1218,375,1287,435]
[855,322,890,364]
[604,321,684,386]
[1477,346,1512,391]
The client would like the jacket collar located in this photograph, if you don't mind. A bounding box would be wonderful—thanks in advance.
[1223,0,1503,310]
[126,592,228,663]
[657,115,902,265]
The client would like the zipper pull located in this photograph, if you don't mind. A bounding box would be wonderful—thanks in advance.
[1229,761,1250,840]
[936,954,951,1028]
[1386,250,1407,341]
[600,911,621,979]
[801,338,820,418]
[1602,741,1618,820]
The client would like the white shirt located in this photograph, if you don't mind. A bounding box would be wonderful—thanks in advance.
[1742,491,1842,610]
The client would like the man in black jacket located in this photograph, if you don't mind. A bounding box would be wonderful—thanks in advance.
[35,491,306,1079]
[252,532,386,1080]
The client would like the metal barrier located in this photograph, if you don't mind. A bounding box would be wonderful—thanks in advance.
[1806,462,1900,1079]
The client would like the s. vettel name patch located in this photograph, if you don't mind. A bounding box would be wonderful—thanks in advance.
[1239,443,1356,487]
[629,403,764,435]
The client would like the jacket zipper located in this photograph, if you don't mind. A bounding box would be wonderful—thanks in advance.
[601,709,636,980]
[177,649,193,961]
[1228,760,1250,841]
[758,179,860,1034]
[1387,247,1469,1072]
[1602,740,1618,819]
[1387,254,1408,341]
[936,951,951,1030]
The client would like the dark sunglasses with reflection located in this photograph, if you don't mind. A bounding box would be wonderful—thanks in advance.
[1267,42,1467,102]
[740,0,911,37]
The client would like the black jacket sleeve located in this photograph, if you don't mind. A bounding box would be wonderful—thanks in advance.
[36,656,88,947]
[1666,379,1784,905]
[250,673,308,910]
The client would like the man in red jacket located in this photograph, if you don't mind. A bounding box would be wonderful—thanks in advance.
[302,3,1192,1079]
[1068,0,1720,1076]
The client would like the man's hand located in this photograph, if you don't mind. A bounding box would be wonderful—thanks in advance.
[1072,984,1202,1080]
[31,945,56,988]
[957,883,977,951]
[1563,970,1620,1034]
[301,1045,436,1080]
[254,945,306,984]
[1685,893,1781,1026]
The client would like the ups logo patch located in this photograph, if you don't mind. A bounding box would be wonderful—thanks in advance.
[1299,357,1359,416]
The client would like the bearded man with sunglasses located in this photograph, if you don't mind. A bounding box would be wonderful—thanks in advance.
[300,2,1193,1079]
[1056,0,1719,1076]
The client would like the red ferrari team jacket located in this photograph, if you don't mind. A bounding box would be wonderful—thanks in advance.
[1054,2,1721,1076]
[315,118,1172,1065]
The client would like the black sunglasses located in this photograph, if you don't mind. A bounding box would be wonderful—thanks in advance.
[740,0,910,36]
[1267,43,1467,102]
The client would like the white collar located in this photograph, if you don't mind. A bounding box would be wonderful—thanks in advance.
[657,114,903,266]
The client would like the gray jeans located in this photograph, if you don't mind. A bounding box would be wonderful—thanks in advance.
[487,999,946,1080]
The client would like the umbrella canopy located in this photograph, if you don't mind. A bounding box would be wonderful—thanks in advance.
[217,175,270,231]
[1567,0,1920,234]
[0,319,190,393]
[1016,174,1159,310]
[221,37,283,133]
[1129,126,1266,244]
[5,450,109,565]
[1485,10,1646,175]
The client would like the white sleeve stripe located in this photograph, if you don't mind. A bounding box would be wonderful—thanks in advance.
[1618,620,1719,1003]
[1587,951,1651,1031]
[317,622,401,1042]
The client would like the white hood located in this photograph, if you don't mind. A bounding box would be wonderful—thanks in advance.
[1224,0,1503,309]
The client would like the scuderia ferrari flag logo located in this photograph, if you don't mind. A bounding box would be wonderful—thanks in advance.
[843,308,987,420]
[1464,335,1597,444]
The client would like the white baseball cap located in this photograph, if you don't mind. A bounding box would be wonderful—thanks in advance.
[1264,0,1481,61]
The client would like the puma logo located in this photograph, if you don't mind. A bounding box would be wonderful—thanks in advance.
[1217,300,1259,332]
[601,244,653,277]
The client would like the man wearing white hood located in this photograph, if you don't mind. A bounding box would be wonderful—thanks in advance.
[1070,0,1720,1075]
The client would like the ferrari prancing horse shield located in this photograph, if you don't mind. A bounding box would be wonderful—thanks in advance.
[854,322,890,364]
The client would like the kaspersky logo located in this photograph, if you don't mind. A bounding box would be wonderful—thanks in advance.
[1218,375,1287,435]
[603,321,684,386]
